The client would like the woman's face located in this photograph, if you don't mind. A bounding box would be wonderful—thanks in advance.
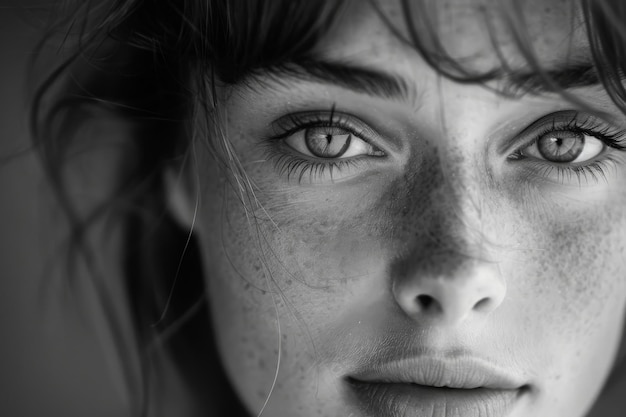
[175,0,626,416]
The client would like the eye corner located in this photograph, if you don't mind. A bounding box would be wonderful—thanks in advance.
[506,150,526,162]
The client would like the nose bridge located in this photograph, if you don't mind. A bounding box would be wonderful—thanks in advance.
[428,87,496,253]
[423,149,495,259]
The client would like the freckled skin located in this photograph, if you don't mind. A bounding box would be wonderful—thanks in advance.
[180,1,626,416]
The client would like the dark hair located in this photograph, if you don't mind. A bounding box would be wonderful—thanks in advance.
[31,0,626,415]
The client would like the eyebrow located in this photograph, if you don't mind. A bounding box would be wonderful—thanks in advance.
[502,63,601,95]
[248,59,412,101]
[246,58,602,102]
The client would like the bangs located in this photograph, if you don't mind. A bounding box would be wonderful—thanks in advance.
[37,0,626,113]
[584,0,626,114]
[103,0,349,82]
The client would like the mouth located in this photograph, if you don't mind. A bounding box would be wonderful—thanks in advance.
[345,356,530,417]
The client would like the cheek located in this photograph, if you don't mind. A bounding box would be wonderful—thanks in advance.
[194,156,417,412]
[493,193,626,412]
[195,160,377,412]
[508,191,626,334]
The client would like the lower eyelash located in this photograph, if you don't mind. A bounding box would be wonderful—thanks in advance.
[523,157,619,186]
[263,148,363,184]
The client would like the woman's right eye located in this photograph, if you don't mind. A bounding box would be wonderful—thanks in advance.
[284,125,384,159]
[264,111,387,184]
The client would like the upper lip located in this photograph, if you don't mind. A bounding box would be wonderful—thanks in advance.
[348,355,526,390]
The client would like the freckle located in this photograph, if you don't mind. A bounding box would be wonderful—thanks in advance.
[285,279,293,286]
[258,358,266,369]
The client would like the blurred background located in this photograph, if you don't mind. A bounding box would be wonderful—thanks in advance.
[0,2,122,416]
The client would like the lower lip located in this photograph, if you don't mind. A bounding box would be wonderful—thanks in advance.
[346,379,526,417]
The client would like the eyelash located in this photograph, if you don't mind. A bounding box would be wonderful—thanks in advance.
[521,156,621,185]
[264,111,382,183]
[510,115,626,185]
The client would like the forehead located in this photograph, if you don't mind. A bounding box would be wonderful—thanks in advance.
[318,0,589,73]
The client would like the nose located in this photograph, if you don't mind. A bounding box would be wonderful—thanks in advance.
[391,259,506,326]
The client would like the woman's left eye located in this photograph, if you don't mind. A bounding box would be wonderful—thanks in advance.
[520,130,605,163]
[284,126,384,159]
[509,111,626,186]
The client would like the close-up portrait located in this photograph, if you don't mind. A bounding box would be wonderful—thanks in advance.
[2,0,626,416]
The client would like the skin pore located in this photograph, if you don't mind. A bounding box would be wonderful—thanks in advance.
[167,0,626,416]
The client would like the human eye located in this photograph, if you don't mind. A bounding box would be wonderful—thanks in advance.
[508,110,626,185]
[264,109,386,184]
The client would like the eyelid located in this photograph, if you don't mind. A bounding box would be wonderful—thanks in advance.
[269,110,384,150]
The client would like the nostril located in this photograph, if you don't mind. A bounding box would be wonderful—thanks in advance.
[393,262,507,323]
[473,297,492,312]
[416,294,433,308]
[416,294,442,312]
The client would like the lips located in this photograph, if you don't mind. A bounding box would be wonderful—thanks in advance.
[345,355,529,417]
[349,356,526,389]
